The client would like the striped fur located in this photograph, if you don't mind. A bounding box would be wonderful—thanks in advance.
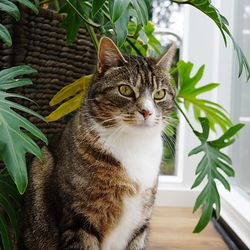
[22,37,176,250]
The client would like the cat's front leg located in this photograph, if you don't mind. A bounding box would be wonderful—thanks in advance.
[59,228,100,250]
[126,223,149,250]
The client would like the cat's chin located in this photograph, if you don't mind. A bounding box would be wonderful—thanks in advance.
[123,122,163,135]
[132,124,155,129]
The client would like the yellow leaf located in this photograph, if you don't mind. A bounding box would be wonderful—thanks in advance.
[49,74,93,106]
[46,92,84,122]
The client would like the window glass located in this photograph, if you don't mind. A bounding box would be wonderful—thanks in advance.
[233,0,250,197]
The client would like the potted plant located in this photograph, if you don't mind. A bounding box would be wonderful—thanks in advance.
[0,0,249,249]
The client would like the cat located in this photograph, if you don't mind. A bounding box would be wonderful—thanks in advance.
[22,37,176,250]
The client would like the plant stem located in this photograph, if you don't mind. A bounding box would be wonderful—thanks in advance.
[85,24,99,52]
[126,38,144,56]
[65,0,100,28]
[174,100,196,132]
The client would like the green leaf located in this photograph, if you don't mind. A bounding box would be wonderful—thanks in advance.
[114,5,129,47]
[210,123,244,148]
[231,36,250,80]
[0,78,32,90]
[191,160,207,189]
[0,174,21,202]
[193,187,214,233]
[0,214,12,250]
[0,192,19,239]
[190,117,244,233]
[0,65,37,82]
[191,83,219,96]
[131,0,148,25]
[125,37,147,56]
[0,173,21,249]
[15,0,38,14]
[0,66,48,194]
[60,0,83,44]
[0,0,20,21]
[189,144,203,156]
[193,182,209,213]
[177,61,232,132]
[92,0,106,16]
[109,0,130,23]
[127,20,138,36]
[0,24,12,46]
[143,21,161,55]
[215,160,234,177]
[144,0,151,8]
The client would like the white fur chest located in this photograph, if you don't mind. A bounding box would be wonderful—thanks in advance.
[100,127,163,250]
[110,131,162,189]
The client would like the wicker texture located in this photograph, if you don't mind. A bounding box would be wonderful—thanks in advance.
[0,8,97,139]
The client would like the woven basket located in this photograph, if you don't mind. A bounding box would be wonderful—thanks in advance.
[0,7,97,140]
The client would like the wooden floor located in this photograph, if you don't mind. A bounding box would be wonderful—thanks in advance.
[148,207,228,250]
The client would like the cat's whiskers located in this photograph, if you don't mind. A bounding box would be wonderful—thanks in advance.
[154,115,162,125]
[162,132,176,161]
[162,116,178,127]
[167,137,176,160]
[99,116,121,125]
[103,125,124,151]
[162,123,176,134]
[161,117,177,161]
[85,98,97,101]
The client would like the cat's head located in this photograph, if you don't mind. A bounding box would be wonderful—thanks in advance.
[86,37,176,134]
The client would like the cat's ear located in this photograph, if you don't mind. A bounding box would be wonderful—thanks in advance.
[156,43,177,70]
[97,37,127,73]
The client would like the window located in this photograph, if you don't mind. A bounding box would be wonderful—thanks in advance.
[231,0,250,198]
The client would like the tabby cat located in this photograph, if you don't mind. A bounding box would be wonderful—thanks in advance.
[22,37,176,250]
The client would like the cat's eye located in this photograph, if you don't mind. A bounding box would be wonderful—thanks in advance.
[153,89,166,100]
[119,85,134,97]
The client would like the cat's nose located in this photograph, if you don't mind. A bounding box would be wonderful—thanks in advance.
[139,109,152,119]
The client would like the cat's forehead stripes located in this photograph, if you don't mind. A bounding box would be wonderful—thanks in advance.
[152,75,157,90]
[124,56,161,90]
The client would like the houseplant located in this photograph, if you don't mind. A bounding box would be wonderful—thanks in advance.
[0,0,249,249]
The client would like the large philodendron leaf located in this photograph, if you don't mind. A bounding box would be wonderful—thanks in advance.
[0,0,38,45]
[190,117,244,233]
[0,0,20,21]
[0,66,48,194]
[0,24,12,46]
[177,61,232,132]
